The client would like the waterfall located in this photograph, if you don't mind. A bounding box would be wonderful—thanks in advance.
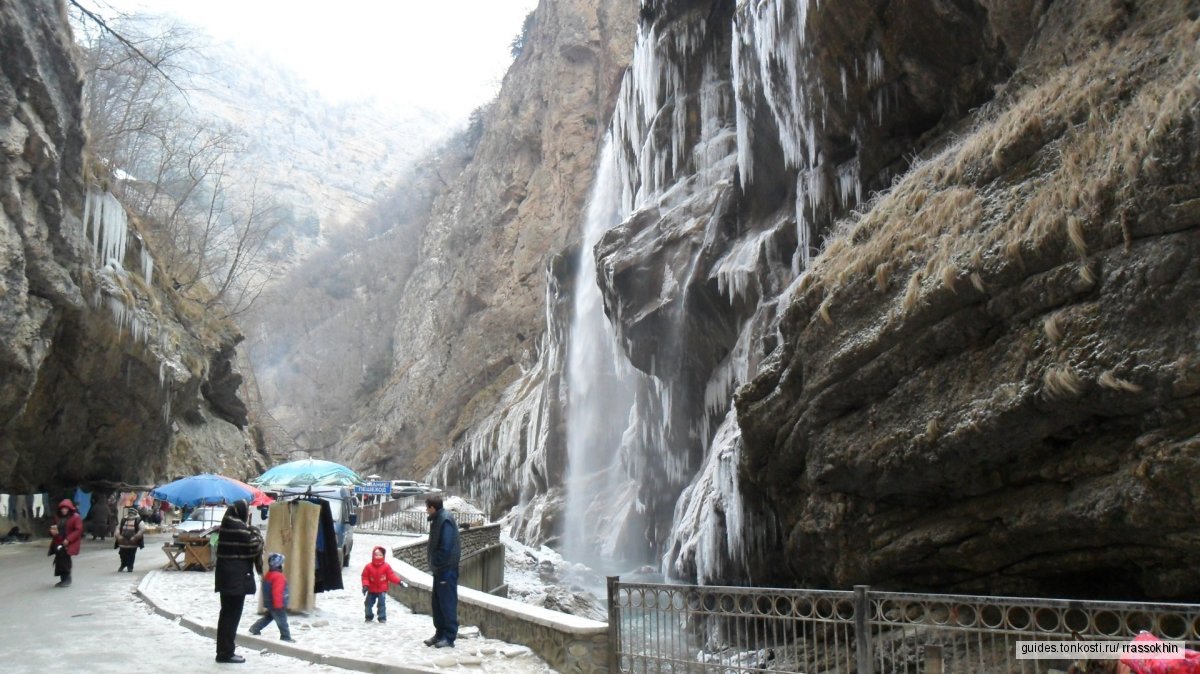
[538,0,880,581]
[562,140,640,568]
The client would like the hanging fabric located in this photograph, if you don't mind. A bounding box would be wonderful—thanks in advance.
[32,493,47,518]
[311,499,343,593]
[263,500,319,613]
[0,493,9,518]
[74,487,92,519]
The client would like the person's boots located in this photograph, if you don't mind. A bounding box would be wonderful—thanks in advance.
[55,574,72,587]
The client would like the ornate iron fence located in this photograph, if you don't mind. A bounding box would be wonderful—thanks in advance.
[607,580,1200,673]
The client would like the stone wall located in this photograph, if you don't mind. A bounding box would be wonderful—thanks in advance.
[394,523,507,595]
[393,522,501,567]
[390,533,609,673]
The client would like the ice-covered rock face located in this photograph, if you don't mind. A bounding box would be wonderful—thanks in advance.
[0,1,262,491]
[564,0,1031,580]
[397,0,1196,600]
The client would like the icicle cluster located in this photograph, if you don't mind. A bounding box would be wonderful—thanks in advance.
[733,0,886,272]
[430,269,565,522]
[82,187,129,268]
[80,187,175,402]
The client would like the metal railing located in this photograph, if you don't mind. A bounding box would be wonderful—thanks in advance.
[357,497,485,534]
[607,580,1200,673]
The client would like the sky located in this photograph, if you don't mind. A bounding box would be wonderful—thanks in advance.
[89,0,540,118]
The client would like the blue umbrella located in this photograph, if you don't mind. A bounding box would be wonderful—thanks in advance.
[152,473,256,508]
[250,459,363,490]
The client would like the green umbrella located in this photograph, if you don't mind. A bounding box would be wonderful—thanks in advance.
[250,459,364,490]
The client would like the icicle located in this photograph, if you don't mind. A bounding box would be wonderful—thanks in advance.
[141,247,154,286]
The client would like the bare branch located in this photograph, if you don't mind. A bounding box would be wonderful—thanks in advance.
[67,0,188,97]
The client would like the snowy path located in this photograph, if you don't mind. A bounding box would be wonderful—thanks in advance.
[0,532,553,673]
[142,531,555,672]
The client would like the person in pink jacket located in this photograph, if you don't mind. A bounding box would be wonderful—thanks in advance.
[1068,633,1200,674]
[48,499,83,587]
[361,546,405,623]
[1121,633,1200,674]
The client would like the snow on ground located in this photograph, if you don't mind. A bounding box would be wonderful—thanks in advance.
[144,532,554,672]
[500,529,607,621]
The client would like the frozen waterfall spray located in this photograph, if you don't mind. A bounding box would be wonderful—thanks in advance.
[563,140,641,569]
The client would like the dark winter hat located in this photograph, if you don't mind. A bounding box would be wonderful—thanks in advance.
[268,552,285,570]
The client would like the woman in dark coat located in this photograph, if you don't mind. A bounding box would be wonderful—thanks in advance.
[87,493,112,540]
[213,500,262,664]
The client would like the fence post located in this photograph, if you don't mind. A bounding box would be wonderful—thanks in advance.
[607,576,620,672]
[924,644,943,674]
[855,585,873,674]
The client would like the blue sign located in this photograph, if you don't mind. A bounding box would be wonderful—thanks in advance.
[354,481,392,495]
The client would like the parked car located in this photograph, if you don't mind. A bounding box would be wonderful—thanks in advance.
[175,505,225,533]
[390,480,423,498]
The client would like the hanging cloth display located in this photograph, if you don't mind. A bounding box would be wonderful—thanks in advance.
[263,500,319,613]
[312,499,343,593]
[0,493,9,518]
[74,487,92,519]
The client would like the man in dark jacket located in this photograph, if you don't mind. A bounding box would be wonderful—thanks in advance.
[214,500,263,664]
[423,494,460,649]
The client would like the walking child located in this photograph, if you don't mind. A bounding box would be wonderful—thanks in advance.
[362,546,406,623]
[249,552,293,642]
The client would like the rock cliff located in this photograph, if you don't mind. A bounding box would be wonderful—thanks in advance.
[338,0,639,491]
[433,0,1199,601]
[0,0,265,496]
[736,0,1200,598]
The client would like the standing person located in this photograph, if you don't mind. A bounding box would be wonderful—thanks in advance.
[361,545,406,623]
[114,507,144,572]
[87,492,112,540]
[48,499,83,587]
[214,500,263,664]
[423,494,460,649]
[248,553,293,642]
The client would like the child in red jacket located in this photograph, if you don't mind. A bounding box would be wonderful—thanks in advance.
[362,546,406,623]
[249,553,293,642]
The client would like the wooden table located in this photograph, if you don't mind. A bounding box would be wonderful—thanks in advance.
[162,542,185,570]
[177,533,214,571]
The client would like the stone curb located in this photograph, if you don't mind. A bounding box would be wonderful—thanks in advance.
[134,570,440,673]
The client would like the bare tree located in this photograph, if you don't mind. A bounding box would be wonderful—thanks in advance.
[71,8,287,318]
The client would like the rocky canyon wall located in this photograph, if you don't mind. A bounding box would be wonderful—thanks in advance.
[339,0,639,507]
[0,0,265,499]
[331,0,1198,601]
[737,0,1200,598]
